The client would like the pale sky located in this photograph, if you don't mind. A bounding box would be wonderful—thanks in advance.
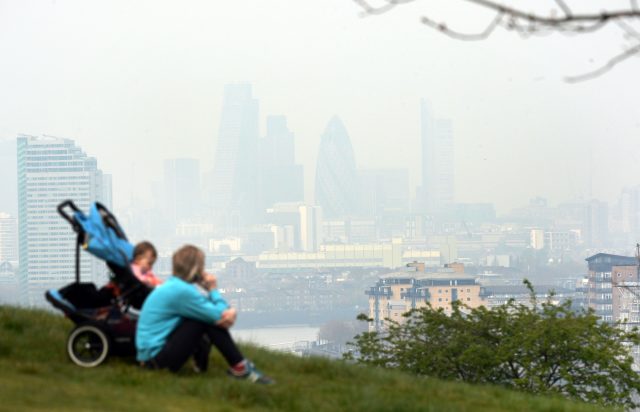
[0,0,638,214]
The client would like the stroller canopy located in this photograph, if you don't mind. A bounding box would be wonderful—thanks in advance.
[73,202,133,267]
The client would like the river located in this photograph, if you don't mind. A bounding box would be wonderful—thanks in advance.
[232,325,320,350]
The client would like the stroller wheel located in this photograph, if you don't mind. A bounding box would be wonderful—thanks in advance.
[67,324,110,367]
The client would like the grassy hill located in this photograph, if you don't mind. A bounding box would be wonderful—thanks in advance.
[0,306,615,412]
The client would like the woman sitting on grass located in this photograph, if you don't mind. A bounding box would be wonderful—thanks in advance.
[135,244,273,384]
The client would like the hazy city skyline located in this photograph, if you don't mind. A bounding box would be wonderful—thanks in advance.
[1,1,638,215]
[4,4,640,406]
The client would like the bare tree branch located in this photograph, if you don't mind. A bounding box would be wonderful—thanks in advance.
[566,19,609,34]
[355,0,640,24]
[355,0,640,34]
[554,0,572,18]
[352,0,416,16]
[565,43,640,82]
[457,0,640,25]
[353,0,640,81]
[616,19,640,41]
[420,12,503,41]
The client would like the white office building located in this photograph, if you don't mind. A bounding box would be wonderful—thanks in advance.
[0,213,18,265]
[299,205,322,252]
[419,100,454,213]
[17,135,111,307]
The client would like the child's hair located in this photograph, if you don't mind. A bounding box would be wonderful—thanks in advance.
[133,241,157,261]
[172,245,205,283]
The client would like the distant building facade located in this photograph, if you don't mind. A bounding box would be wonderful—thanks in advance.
[0,261,19,305]
[257,239,441,270]
[585,199,609,248]
[259,116,304,210]
[266,202,303,251]
[223,257,257,279]
[611,185,640,245]
[586,253,637,322]
[358,168,410,217]
[315,116,359,219]
[323,218,377,244]
[0,213,18,264]
[0,139,17,215]
[210,83,260,230]
[17,135,111,307]
[365,264,485,332]
[483,284,573,308]
[530,229,545,250]
[299,205,322,252]
[545,231,580,256]
[164,158,201,224]
[265,202,322,252]
[611,264,640,330]
[610,264,640,371]
[418,100,454,214]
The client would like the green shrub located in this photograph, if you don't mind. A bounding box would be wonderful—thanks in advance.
[347,280,640,409]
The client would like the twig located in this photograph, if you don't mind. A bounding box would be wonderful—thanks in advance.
[353,0,415,16]
[616,19,640,40]
[421,12,503,41]
[554,0,572,17]
[567,19,609,34]
[565,43,640,82]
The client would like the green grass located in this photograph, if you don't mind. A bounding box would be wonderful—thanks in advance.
[0,306,616,412]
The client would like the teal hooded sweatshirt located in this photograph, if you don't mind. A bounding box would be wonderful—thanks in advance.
[136,276,229,362]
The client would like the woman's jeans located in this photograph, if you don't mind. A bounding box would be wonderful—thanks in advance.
[145,318,244,372]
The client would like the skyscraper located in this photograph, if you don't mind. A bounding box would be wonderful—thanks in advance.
[210,83,260,230]
[259,116,304,210]
[0,260,19,305]
[585,199,609,248]
[0,139,18,215]
[358,168,410,217]
[299,205,322,252]
[315,116,359,219]
[0,213,18,264]
[17,135,111,307]
[419,100,454,213]
[164,158,201,224]
[617,185,640,242]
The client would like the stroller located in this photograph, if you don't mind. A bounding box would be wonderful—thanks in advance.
[45,200,152,367]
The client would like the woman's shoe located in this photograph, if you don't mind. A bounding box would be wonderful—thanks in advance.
[228,361,275,384]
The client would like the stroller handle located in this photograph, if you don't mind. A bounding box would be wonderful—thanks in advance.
[95,202,128,241]
[57,200,82,232]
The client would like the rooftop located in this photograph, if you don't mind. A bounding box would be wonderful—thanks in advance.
[380,271,477,281]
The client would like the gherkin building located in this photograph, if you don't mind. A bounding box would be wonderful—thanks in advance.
[314,116,359,218]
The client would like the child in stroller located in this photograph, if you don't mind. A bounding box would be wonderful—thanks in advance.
[130,241,163,288]
[46,200,153,367]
